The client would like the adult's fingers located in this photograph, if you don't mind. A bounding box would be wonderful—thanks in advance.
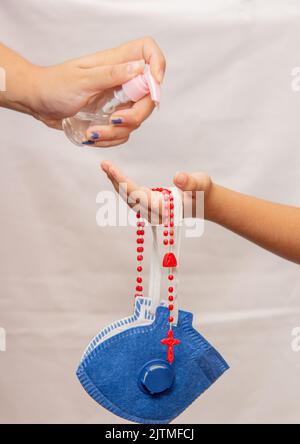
[110,95,155,129]
[85,125,130,143]
[84,138,129,148]
[78,37,166,83]
[83,60,144,93]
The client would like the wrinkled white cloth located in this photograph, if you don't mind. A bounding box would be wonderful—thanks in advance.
[0,0,300,424]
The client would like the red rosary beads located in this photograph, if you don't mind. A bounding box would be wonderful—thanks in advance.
[134,188,180,364]
[135,211,145,298]
[152,188,181,365]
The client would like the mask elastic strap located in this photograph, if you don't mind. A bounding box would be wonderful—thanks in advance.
[165,186,182,326]
[148,187,183,325]
[148,224,161,314]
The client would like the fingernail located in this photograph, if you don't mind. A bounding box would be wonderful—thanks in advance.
[127,60,144,74]
[82,140,95,145]
[89,131,101,140]
[175,173,186,185]
[111,117,123,125]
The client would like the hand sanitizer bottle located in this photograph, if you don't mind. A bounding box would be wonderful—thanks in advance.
[62,65,160,146]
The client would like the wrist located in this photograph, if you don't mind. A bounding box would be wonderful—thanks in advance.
[0,57,42,117]
[204,182,222,222]
[14,62,43,117]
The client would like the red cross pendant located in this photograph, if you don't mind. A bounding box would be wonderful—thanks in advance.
[161,329,180,364]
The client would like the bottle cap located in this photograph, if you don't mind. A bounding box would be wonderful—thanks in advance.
[122,64,161,106]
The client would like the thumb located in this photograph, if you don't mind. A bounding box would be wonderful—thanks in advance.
[83,59,145,92]
[173,171,211,193]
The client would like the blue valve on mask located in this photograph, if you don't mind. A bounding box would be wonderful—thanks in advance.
[139,360,175,395]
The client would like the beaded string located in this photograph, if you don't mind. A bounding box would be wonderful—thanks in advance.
[152,188,180,365]
[134,188,180,364]
[135,211,145,298]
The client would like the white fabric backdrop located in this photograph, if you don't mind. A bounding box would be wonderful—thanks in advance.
[0,0,300,424]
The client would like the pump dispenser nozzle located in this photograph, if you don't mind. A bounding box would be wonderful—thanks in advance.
[122,64,161,106]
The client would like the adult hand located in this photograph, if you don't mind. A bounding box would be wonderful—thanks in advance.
[0,38,166,147]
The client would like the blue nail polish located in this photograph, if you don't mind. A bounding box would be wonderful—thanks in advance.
[90,132,100,140]
[111,118,123,125]
[82,140,95,145]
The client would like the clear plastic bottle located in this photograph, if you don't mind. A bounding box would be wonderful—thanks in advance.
[62,65,160,146]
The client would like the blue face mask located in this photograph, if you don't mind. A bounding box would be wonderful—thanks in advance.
[77,301,228,424]
[77,188,229,423]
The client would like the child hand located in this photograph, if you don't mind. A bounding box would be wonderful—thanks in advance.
[101,161,212,221]
[103,162,300,264]
[101,160,163,223]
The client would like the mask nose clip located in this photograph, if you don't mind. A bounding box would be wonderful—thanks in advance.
[138,359,175,395]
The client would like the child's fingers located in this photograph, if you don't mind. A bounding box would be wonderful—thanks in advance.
[100,161,156,218]
[101,161,142,206]
[101,161,120,192]
[101,161,130,194]
[173,172,197,190]
[101,160,113,175]
[173,171,211,192]
[106,163,139,196]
